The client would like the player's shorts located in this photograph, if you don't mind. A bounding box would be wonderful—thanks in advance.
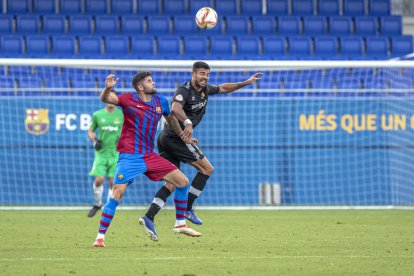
[89,155,118,177]
[113,152,177,185]
[157,130,205,168]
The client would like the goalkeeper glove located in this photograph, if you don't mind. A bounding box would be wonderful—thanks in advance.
[92,138,102,151]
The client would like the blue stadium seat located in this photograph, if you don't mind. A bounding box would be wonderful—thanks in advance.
[252,16,276,34]
[343,0,365,15]
[60,0,83,14]
[138,0,160,14]
[131,36,155,59]
[369,0,390,15]
[303,16,327,35]
[241,0,263,15]
[0,15,14,33]
[147,16,171,34]
[173,16,199,34]
[354,16,378,36]
[0,36,24,57]
[18,77,44,95]
[288,37,312,58]
[190,0,213,14]
[365,36,389,59]
[317,0,340,15]
[267,0,289,15]
[210,36,234,59]
[215,0,237,15]
[183,36,208,59]
[314,37,339,59]
[78,36,102,57]
[390,36,413,58]
[7,0,30,13]
[237,36,260,59]
[26,35,50,57]
[43,77,70,95]
[380,16,402,36]
[121,16,144,34]
[340,37,364,59]
[95,16,119,33]
[328,16,352,35]
[112,0,135,14]
[69,16,93,34]
[292,0,314,15]
[86,0,108,14]
[105,35,129,58]
[43,15,66,34]
[262,36,286,59]
[16,15,40,33]
[0,77,15,95]
[336,79,362,90]
[52,35,76,57]
[310,78,335,90]
[278,16,301,34]
[157,36,181,59]
[163,0,187,15]
[226,16,250,34]
[34,0,56,13]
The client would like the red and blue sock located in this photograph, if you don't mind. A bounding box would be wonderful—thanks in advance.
[97,197,119,238]
[174,186,188,226]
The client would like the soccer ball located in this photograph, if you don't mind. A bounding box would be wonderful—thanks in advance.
[195,7,218,30]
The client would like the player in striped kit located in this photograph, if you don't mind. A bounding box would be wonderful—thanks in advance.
[93,72,201,247]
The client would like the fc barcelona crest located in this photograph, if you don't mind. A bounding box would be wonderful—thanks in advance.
[25,109,50,136]
[156,106,162,114]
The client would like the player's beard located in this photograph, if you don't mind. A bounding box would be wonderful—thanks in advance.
[196,78,208,88]
[145,87,157,95]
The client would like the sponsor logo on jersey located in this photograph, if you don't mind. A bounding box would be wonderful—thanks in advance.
[101,126,119,132]
[156,106,162,114]
[191,100,207,110]
[118,173,124,180]
[114,118,121,124]
[24,109,50,135]
[175,95,184,101]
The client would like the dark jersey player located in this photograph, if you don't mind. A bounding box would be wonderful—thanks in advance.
[143,61,262,226]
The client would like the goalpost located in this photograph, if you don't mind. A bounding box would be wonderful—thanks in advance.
[1,58,414,209]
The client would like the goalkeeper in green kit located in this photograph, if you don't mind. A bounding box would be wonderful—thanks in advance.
[87,89,124,217]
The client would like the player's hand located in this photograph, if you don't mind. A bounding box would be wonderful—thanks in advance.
[105,74,119,89]
[187,137,198,145]
[246,72,263,85]
[180,124,193,143]
[93,138,102,151]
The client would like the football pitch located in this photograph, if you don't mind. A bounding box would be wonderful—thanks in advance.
[0,210,413,275]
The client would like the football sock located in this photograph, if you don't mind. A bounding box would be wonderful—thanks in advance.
[107,187,113,203]
[96,197,119,239]
[145,186,171,221]
[187,173,209,211]
[174,186,189,226]
[93,183,104,207]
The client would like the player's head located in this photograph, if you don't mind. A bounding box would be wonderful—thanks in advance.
[132,71,156,95]
[192,61,210,88]
[106,89,117,109]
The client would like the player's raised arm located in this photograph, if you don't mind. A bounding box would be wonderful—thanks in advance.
[100,74,119,105]
[219,72,263,94]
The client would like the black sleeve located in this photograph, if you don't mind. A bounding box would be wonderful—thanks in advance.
[207,84,220,95]
[172,87,190,106]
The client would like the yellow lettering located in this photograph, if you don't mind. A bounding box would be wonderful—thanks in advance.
[299,114,315,130]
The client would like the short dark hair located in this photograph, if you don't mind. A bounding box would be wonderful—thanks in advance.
[132,71,152,91]
[192,61,210,72]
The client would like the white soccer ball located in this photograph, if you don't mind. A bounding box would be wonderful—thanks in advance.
[195,7,218,30]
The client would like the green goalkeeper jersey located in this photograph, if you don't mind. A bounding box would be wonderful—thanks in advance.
[90,108,124,157]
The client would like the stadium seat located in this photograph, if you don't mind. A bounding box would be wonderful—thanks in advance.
[328,16,353,35]
[317,0,340,15]
[121,16,144,34]
[262,36,286,59]
[86,0,108,14]
[157,36,181,59]
[69,16,93,34]
[34,0,56,13]
[292,0,314,15]
[210,36,234,59]
[288,37,312,58]
[189,0,213,14]
[60,0,83,14]
[278,16,301,34]
[147,16,171,34]
[112,0,135,14]
[354,16,378,36]
[105,35,130,58]
[340,36,364,59]
[369,0,390,15]
[215,0,237,15]
[314,37,339,59]
[343,0,365,15]
[138,0,160,14]
[18,77,44,95]
[267,0,289,15]
[7,0,30,13]
[16,15,40,33]
[95,16,120,34]
[252,16,276,34]
[0,15,14,33]
[241,0,263,15]
[131,36,155,59]
[236,36,260,59]
[163,0,187,15]
[173,16,199,34]
[26,36,50,57]
[183,36,208,59]
[390,36,414,58]
[226,16,250,34]
[380,16,402,36]
[78,36,102,57]
[365,36,389,59]
[52,35,76,57]
[43,77,70,95]
[43,15,66,34]
[0,77,16,95]
[0,36,24,57]
[303,16,327,35]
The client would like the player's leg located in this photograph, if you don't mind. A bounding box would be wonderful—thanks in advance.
[107,177,114,202]
[107,156,117,202]
[88,156,107,217]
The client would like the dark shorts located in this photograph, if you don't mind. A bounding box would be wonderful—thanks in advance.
[157,130,205,168]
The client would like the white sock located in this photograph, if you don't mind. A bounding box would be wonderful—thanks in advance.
[175,220,187,227]
[96,233,105,240]
[93,184,104,206]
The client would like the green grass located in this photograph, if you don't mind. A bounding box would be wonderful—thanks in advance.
[0,210,413,275]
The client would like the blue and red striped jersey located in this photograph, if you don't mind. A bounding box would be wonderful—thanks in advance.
[116,93,170,154]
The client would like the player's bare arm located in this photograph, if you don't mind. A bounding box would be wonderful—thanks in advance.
[164,113,197,145]
[100,74,119,105]
[219,72,263,94]
[171,102,193,143]
[87,128,96,142]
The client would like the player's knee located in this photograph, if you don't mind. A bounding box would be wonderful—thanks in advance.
[200,165,214,176]
[94,177,105,186]
[176,175,189,187]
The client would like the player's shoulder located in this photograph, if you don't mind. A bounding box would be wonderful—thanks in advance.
[178,81,192,91]
[93,108,106,116]
[155,94,168,103]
